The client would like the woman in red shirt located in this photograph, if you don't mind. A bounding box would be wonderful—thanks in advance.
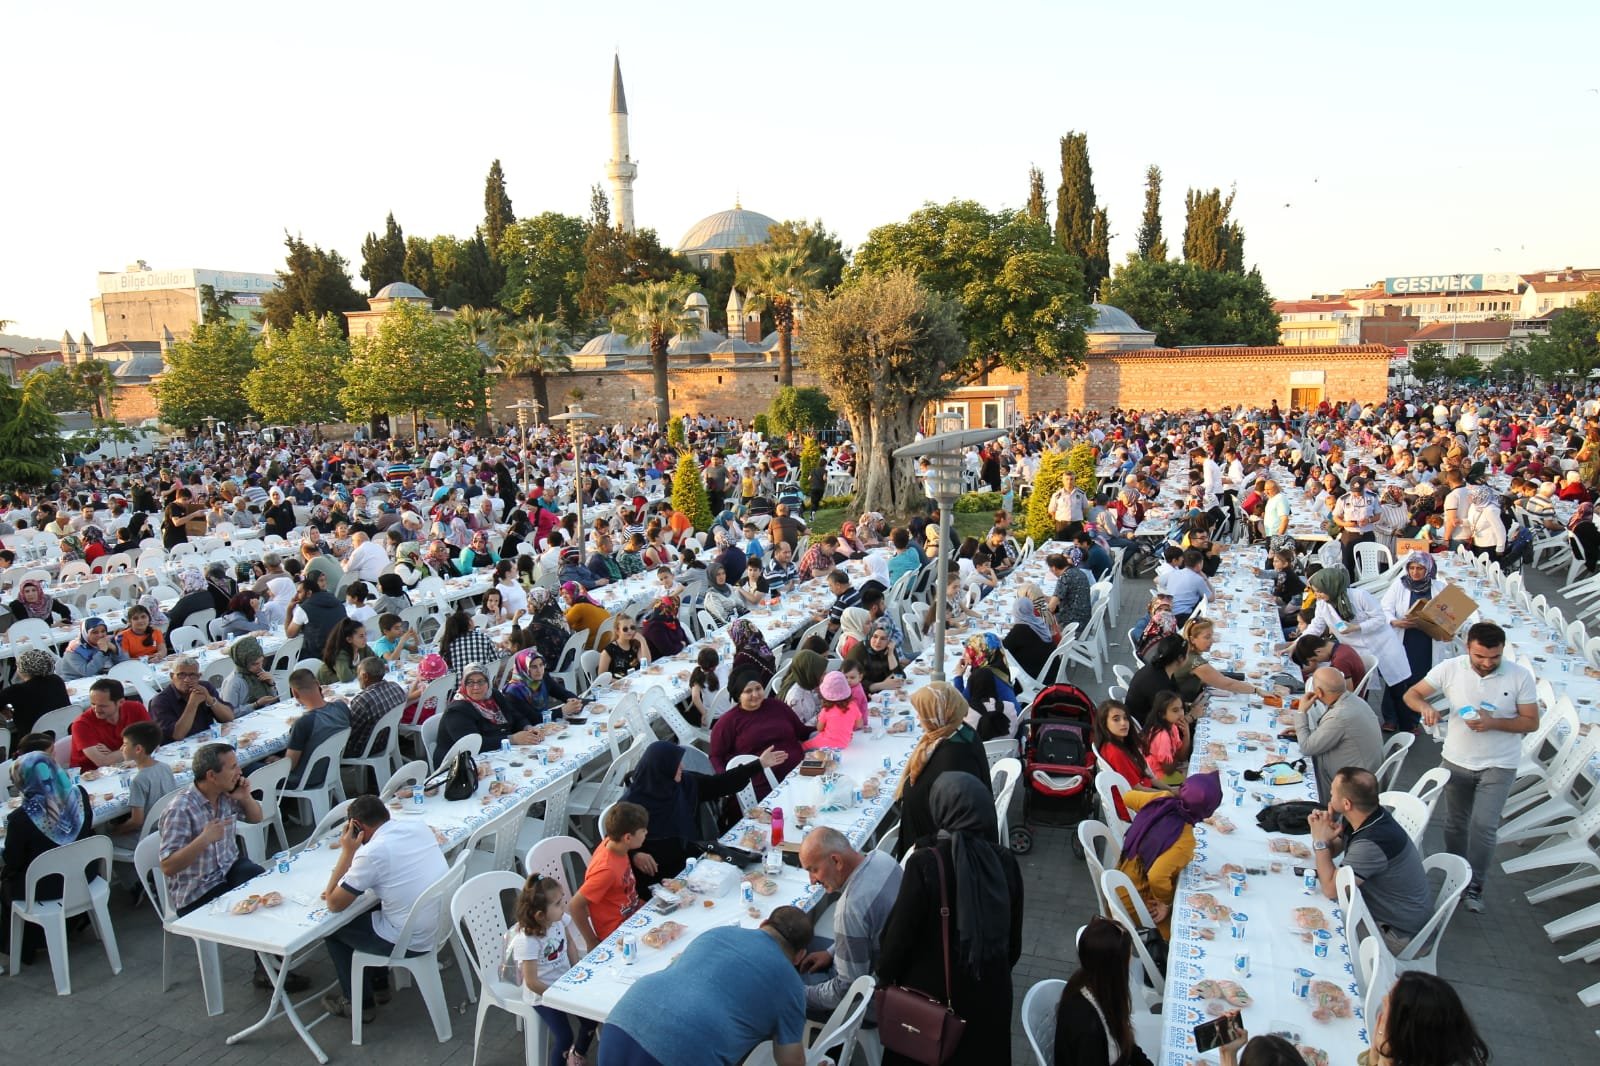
[1093,698,1159,789]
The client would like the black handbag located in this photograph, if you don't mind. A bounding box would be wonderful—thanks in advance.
[1255,798,1320,835]
[423,750,479,802]
[873,848,968,1064]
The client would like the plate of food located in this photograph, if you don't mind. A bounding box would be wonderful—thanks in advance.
[641,920,687,949]
[1309,980,1353,1022]
[1191,979,1252,1012]
[1269,838,1313,860]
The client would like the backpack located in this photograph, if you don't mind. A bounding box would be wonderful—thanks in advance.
[1254,800,1320,835]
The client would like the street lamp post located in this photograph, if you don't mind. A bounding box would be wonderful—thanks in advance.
[505,399,542,496]
[548,404,600,552]
[893,414,1006,678]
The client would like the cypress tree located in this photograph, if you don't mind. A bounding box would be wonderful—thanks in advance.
[1054,132,1094,263]
[1025,449,1068,545]
[1136,165,1167,261]
[483,159,515,262]
[359,213,406,296]
[1086,208,1110,302]
[1183,187,1244,272]
[1025,166,1048,226]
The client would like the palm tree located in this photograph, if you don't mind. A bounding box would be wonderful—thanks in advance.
[72,359,113,421]
[497,315,571,420]
[739,247,820,387]
[454,306,506,430]
[610,279,699,427]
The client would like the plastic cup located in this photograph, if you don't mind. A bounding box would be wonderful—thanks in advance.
[1229,912,1248,939]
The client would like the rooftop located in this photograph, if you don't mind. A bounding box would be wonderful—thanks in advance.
[1407,320,1513,342]
[679,206,778,256]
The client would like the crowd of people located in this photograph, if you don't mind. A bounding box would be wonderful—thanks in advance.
[5,384,1583,1062]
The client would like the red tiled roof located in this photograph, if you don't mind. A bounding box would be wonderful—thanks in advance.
[1273,300,1355,314]
[1093,344,1391,360]
[1524,279,1600,294]
[1405,320,1512,342]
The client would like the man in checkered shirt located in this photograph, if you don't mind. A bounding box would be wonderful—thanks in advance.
[344,656,410,757]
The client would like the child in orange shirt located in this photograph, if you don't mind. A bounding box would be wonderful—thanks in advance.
[569,802,648,949]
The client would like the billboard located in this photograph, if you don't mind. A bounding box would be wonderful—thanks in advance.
[1383,272,1519,294]
[96,267,279,295]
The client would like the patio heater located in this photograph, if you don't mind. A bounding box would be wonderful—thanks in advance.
[547,404,600,551]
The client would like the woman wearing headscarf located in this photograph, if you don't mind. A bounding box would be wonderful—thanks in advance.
[639,595,688,660]
[455,529,499,573]
[1003,587,1057,680]
[8,579,71,624]
[782,648,828,727]
[1303,565,1410,724]
[0,649,72,737]
[1114,772,1222,940]
[80,524,109,569]
[214,590,267,639]
[726,618,777,688]
[508,587,571,665]
[430,662,539,767]
[1463,479,1507,561]
[420,538,455,580]
[1569,501,1600,574]
[894,682,993,858]
[58,616,128,680]
[503,648,581,722]
[1380,551,1445,733]
[836,606,872,659]
[1,751,94,965]
[859,550,892,599]
[709,666,809,798]
[952,633,1018,733]
[619,740,786,889]
[204,562,236,614]
[560,580,611,650]
[845,619,903,694]
[701,562,744,621]
[219,635,280,711]
[164,567,215,642]
[877,772,1023,1066]
[837,520,862,557]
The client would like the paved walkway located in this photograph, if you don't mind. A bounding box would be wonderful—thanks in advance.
[5,551,1599,1064]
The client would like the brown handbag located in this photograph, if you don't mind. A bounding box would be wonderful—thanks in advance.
[873,847,969,1064]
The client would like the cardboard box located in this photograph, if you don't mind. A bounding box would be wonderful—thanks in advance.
[1407,584,1478,642]
[1395,537,1432,557]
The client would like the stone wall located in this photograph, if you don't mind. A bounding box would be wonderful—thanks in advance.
[498,362,824,424]
[94,290,199,345]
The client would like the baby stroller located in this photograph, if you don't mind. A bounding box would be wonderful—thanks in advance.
[1006,682,1098,856]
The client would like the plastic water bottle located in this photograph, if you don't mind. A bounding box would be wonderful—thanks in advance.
[770,807,785,847]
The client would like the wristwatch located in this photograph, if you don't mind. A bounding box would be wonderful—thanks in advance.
[1312,840,1330,852]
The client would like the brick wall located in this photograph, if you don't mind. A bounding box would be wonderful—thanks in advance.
[498,362,823,423]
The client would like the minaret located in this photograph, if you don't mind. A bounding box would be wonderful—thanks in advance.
[606,54,637,234]
[60,331,79,367]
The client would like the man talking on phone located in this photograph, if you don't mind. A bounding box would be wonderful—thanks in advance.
[319,794,449,1023]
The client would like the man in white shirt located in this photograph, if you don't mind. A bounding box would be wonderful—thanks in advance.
[321,795,450,1022]
[1402,621,1537,913]
[344,531,389,583]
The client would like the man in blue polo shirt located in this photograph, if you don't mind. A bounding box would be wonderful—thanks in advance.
[599,907,812,1066]
[1308,767,1433,953]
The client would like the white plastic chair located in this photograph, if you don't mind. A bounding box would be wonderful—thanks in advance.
[1100,869,1164,1006]
[1094,766,1133,847]
[1375,732,1415,792]
[462,804,524,877]
[169,625,204,652]
[278,727,351,827]
[343,703,406,794]
[132,834,224,1015]
[1379,790,1431,847]
[727,752,781,814]
[992,757,1022,846]
[379,759,431,800]
[522,835,592,899]
[1021,977,1067,1066]
[32,705,79,741]
[347,853,469,1045]
[758,974,874,1066]
[433,733,483,775]
[296,799,356,856]
[513,772,576,861]
[1407,767,1450,822]
[1078,819,1122,919]
[8,835,121,995]
[1357,935,1395,1037]
[450,870,542,1066]
[234,756,292,864]
[1499,733,1600,845]
[1353,541,1393,583]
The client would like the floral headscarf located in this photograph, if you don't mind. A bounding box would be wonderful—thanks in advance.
[58,534,83,562]
[15,578,54,619]
[17,648,57,679]
[728,617,776,676]
[423,539,452,572]
[13,752,85,846]
[176,568,206,595]
[455,662,504,724]
[1064,545,1085,568]
[561,580,597,608]
[1570,502,1595,534]
[527,586,555,615]
[1400,551,1437,595]
[511,647,545,691]
[962,631,1001,669]
[81,524,106,547]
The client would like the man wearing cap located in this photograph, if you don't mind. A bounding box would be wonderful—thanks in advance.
[1332,474,1379,576]
[558,545,607,589]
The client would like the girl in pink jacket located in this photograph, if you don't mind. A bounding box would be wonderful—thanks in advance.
[803,671,862,750]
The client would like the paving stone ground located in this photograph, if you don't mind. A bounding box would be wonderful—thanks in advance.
[4,554,1597,1064]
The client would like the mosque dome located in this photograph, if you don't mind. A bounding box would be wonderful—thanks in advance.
[373,281,430,301]
[679,205,779,256]
[1088,303,1146,333]
[575,330,648,357]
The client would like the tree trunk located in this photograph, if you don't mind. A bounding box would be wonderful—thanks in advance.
[849,401,922,516]
[778,326,793,387]
[531,372,551,423]
[652,340,671,428]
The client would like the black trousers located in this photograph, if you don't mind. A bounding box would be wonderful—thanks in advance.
[1340,530,1374,576]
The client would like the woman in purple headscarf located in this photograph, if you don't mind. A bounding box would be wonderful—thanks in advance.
[1114,771,1222,940]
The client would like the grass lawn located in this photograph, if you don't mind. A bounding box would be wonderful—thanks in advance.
[807,506,994,542]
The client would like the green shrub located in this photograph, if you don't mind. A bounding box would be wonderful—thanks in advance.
[798,436,822,489]
[954,491,1003,513]
[1064,442,1099,499]
[767,386,835,437]
[752,414,769,437]
[670,450,712,530]
[819,494,854,510]
[666,416,686,448]
[1024,449,1068,544]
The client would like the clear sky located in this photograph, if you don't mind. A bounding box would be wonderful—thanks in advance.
[6,0,1598,340]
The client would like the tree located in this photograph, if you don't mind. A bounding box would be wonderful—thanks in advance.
[1183,187,1246,272]
[1055,132,1095,266]
[483,160,515,265]
[25,366,92,414]
[156,319,257,428]
[1025,166,1048,226]
[1523,294,1600,379]
[667,416,686,449]
[0,376,63,485]
[731,219,849,295]
[577,187,683,325]
[798,436,822,492]
[71,358,114,421]
[1086,207,1111,301]
[497,315,571,418]
[851,200,1092,382]
[670,450,712,531]
[359,213,406,296]
[260,234,367,333]
[1024,449,1068,545]
[402,237,438,299]
[740,247,821,386]
[767,386,836,438]
[340,302,479,440]
[437,231,501,311]
[454,306,507,430]
[244,313,349,426]
[498,212,588,329]
[1403,343,1442,384]
[611,279,700,427]
[1136,165,1167,261]
[197,284,236,325]
[1445,354,1484,382]
[1100,256,1279,348]
[802,269,966,513]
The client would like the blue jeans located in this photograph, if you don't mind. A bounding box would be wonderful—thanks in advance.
[535,1005,597,1066]
[597,1026,664,1066]
[324,909,426,1007]
[177,856,266,916]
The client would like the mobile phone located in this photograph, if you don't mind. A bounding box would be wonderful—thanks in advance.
[1194,1010,1242,1053]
